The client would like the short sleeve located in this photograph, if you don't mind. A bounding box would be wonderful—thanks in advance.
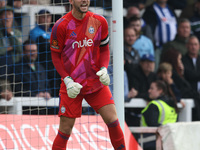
[50,18,66,53]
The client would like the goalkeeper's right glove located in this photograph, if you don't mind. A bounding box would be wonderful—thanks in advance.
[63,76,83,98]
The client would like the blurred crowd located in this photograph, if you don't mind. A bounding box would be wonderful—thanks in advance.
[108,0,200,127]
[115,0,200,149]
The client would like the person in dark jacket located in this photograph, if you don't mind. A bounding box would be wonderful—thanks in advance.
[14,40,51,99]
[182,35,200,93]
[128,54,157,101]
[31,9,61,97]
[124,26,140,76]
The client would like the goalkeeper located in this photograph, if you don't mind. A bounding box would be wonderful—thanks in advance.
[50,0,126,149]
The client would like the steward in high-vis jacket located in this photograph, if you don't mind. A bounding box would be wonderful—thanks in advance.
[141,95,178,127]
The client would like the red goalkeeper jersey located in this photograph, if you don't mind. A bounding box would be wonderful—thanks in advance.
[50,11,109,94]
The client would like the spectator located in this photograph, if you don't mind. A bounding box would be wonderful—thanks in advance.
[157,62,185,107]
[0,0,7,8]
[0,26,14,97]
[29,9,60,96]
[7,0,23,30]
[7,0,23,8]
[0,79,13,101]
[29,9,52,65]
[182,36,200,93]
[14,40,51,99]
[128,54,157,101]
[142,80,178,125]
[0,6,22,63]
[160,48,200,120]
[29,9,52,42]
[161,18,191,58]
[143,0,177,48]
[125,6,154,41]
[128,16,155,57]
[124,6,140,28]
[141,80,178,150]
[124,26,140,70]
[190,1,200,42]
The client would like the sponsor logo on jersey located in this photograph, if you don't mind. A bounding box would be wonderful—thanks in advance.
[72,37,93,49]
[88,26,95,34]
[51,39,59,49]
[61,106,66,113]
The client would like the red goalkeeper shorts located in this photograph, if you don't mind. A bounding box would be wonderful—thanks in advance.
[58,86,115,118]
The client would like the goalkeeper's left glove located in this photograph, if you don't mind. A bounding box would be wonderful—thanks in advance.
[96,67,110,86]
[63,76,83,98]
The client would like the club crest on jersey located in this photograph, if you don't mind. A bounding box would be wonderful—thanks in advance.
[88,26,95,34]
[51,39,59,49]
[61,106,66,113]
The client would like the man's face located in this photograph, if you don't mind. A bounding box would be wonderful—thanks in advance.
[70,0,90,13]
[129,20,141,35]
[187,37,200,56]
[0,10,13,27]
[124,28,137,46]
[0,0,7,7]
[38,13,52,26]
[178,22,191,38]
[24,44,38,63]
[140,60,155,74]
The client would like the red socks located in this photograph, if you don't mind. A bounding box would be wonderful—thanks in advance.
[107,119,126,150]
[52,130,70,150]
[52,120,126,150]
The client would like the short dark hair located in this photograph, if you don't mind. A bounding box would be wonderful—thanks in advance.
[177,18,190,27]
[0,6,13,15]
[187,35,199,43]
[23,40,37,51]
[128,16,141,23]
